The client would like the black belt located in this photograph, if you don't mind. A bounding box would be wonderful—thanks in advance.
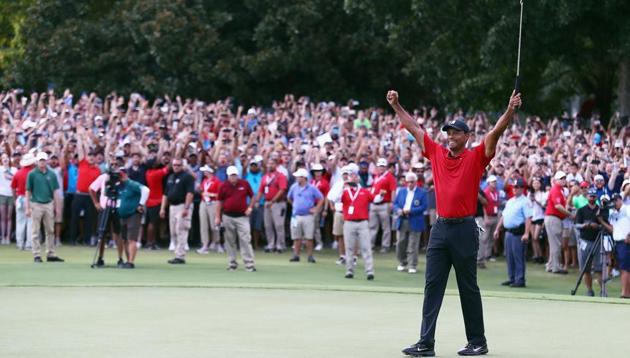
[437,216,474,224]
[32,201,53,204]
[505,224,526,235]
[347,219,367,222]
[224,212,245,218]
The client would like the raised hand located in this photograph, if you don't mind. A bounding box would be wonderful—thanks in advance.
[386,90,399,107]
[508,90,522,111]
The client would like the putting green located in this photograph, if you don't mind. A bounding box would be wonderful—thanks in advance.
[0,246,628,357]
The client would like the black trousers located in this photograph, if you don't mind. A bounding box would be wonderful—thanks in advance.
[69,194,96,244]
[420,217,486,346]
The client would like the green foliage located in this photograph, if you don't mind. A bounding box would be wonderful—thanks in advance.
[1,0,629,119]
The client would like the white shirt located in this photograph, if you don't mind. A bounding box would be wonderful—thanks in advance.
[403,187,416,211]
[0,166,17,197]
[327,179,346,212]
[609,204,630,242]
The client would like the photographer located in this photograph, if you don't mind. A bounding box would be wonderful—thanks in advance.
[115,168,149,269]
[574,189,603,296]
[601,194,630,298]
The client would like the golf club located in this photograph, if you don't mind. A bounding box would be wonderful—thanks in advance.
[515,0,524,93]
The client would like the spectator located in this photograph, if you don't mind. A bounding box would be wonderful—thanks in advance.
[310,163,329,251]
[544,171,573,275]
[479,175,500,268]
[255,158,288,253]
[528,177,548,264]
[287,168,324,263]
[197,165,222,254]
[603,194,630,298]
[574,188,603,296]
[0,153,17,245]
[369,158,397,252]
[393,172,428,274]
[244,155,264,249]
[12,152,36,250]
[161,158,195,265]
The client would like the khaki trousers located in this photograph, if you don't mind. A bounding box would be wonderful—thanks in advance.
[477,215,498,263]
[369,203,392,248]
[344,220,374,275]
[396,219,421,269]
[31,202,55,258]
[544,215,563,272]
[223,215,255,268]
[199,201,220,247]
[264,202,286,250]
[170,204,192,259]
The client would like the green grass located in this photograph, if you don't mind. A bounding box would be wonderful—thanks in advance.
[0,246,628,358]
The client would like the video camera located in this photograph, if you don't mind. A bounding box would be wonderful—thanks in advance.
[105,168,123,200]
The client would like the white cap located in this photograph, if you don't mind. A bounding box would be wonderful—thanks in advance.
[36,152,49,161]
[252,155,264,163]
[412,162,425,170]
[615,140,623,148]
[20,153,37,167]
[377,158,388,167]
[247,108,257,116]
[486,175,497,183]
[405,172,418,182]
[554,171,567,180]
[594,174,605,181]
[622,179,630,189]
[311,163,324,171]
[344,163,359,175]
[226,166,239,176]
[293,168,309,178]
[200,165,214,173]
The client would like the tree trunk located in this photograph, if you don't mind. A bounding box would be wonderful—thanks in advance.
[619,60,630,119]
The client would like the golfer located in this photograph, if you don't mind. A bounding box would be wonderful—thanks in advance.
[389,89,522,357]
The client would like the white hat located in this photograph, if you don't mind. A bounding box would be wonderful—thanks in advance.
[21,120,37,130]
[293,168,309,178]
[614,140,623,148]
[226,166,239,176]
[594,174,605,181]
[200,165,214,173]
[20,153,37,167]
[311,163,324,171]
[252,155,264,163]
[622,179,630,189]
[412,162,425,170]
[405,172,418,182]
[554,171,567,180]
[377,158,388,167]
[486,175,497,183]
[36,152,49,161]
[247,108,257,116]
[344,163,359,175]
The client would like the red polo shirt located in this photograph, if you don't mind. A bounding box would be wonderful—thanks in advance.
[261,171,288,201]
[545,184,567,219]
[218,179,253,214]
[483,187,499,216]
[145,166,169,208]
[11,165,34,196]
[76,160,101,194]
[371,171,397,203]
[341,187,374,221]
[201,176,222,202]
[423,133,493,218]
[311,177,330,198]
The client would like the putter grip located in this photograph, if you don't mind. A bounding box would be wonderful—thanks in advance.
[514,75,521,94]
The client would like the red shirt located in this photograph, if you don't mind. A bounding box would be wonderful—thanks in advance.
[423,133,493,218]
[371,171,397,202]
[311,177,330,197]
[261,171,288,201]
[341,187,374,221]
[201,176,222,202]
[483,187,499,216]
[545,184,567,219]
[76,160,101,194]
[145,167,169,208]
[11,165,34,196]
[218,179,253,214]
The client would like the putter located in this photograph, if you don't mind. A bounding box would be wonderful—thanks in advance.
[515,0,524,93]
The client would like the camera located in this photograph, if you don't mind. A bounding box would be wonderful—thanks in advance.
[106,169,122,200]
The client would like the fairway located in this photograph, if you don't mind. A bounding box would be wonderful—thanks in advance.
[1,246,628,358]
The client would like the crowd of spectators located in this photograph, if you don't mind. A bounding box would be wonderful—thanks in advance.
[1,89,629,295]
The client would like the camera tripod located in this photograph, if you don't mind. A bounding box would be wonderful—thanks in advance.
[90,196,119,268]
[571,230,615,297]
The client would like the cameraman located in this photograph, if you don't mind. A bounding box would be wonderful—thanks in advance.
[115,168,149,269]
[574,189,602,296]
[90,168,125,267]
[600,194,630,299]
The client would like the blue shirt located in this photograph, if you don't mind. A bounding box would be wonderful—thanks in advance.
[245,171,264,205]
[502,194,532,229]
[117,180,142,218]
[287,183,323,216]
[67,163,78,194]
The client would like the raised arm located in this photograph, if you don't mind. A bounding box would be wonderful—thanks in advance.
[484,91,522,158]
[387,90,424,152]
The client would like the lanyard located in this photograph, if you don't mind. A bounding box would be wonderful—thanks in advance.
[265,173,276,187]
[345,188,360,204]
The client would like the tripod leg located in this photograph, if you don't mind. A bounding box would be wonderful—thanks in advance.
[571,235,600,295]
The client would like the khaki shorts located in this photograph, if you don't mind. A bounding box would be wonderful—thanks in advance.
[332,212,344,237]
[562,228,577,247]
[0,195,14,206]
[291,214,315,240]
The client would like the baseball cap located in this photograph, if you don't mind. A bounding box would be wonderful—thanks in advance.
[377,158,388,167]
[20,153,36,167]
[247,108,256,116]
[512,178,525,187]
[600,194,611,202]
[359,161,370,168]
[594,174,605,181]
[579,181,590,189]
[344,163,359,175]
[441,118,471,133]
[251,155,263,164]
[405,172,418,182]
[612,193,623,201]
[587,188,598,197]
[311,163,324,172]
[486,175,497,183]
[554,171,567,180]
[412,162,425,170]
[622,179,630,189]
[226,166,239,176]
[36,152,49,161]
[293,168,309,178]
[200,165,214,173]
